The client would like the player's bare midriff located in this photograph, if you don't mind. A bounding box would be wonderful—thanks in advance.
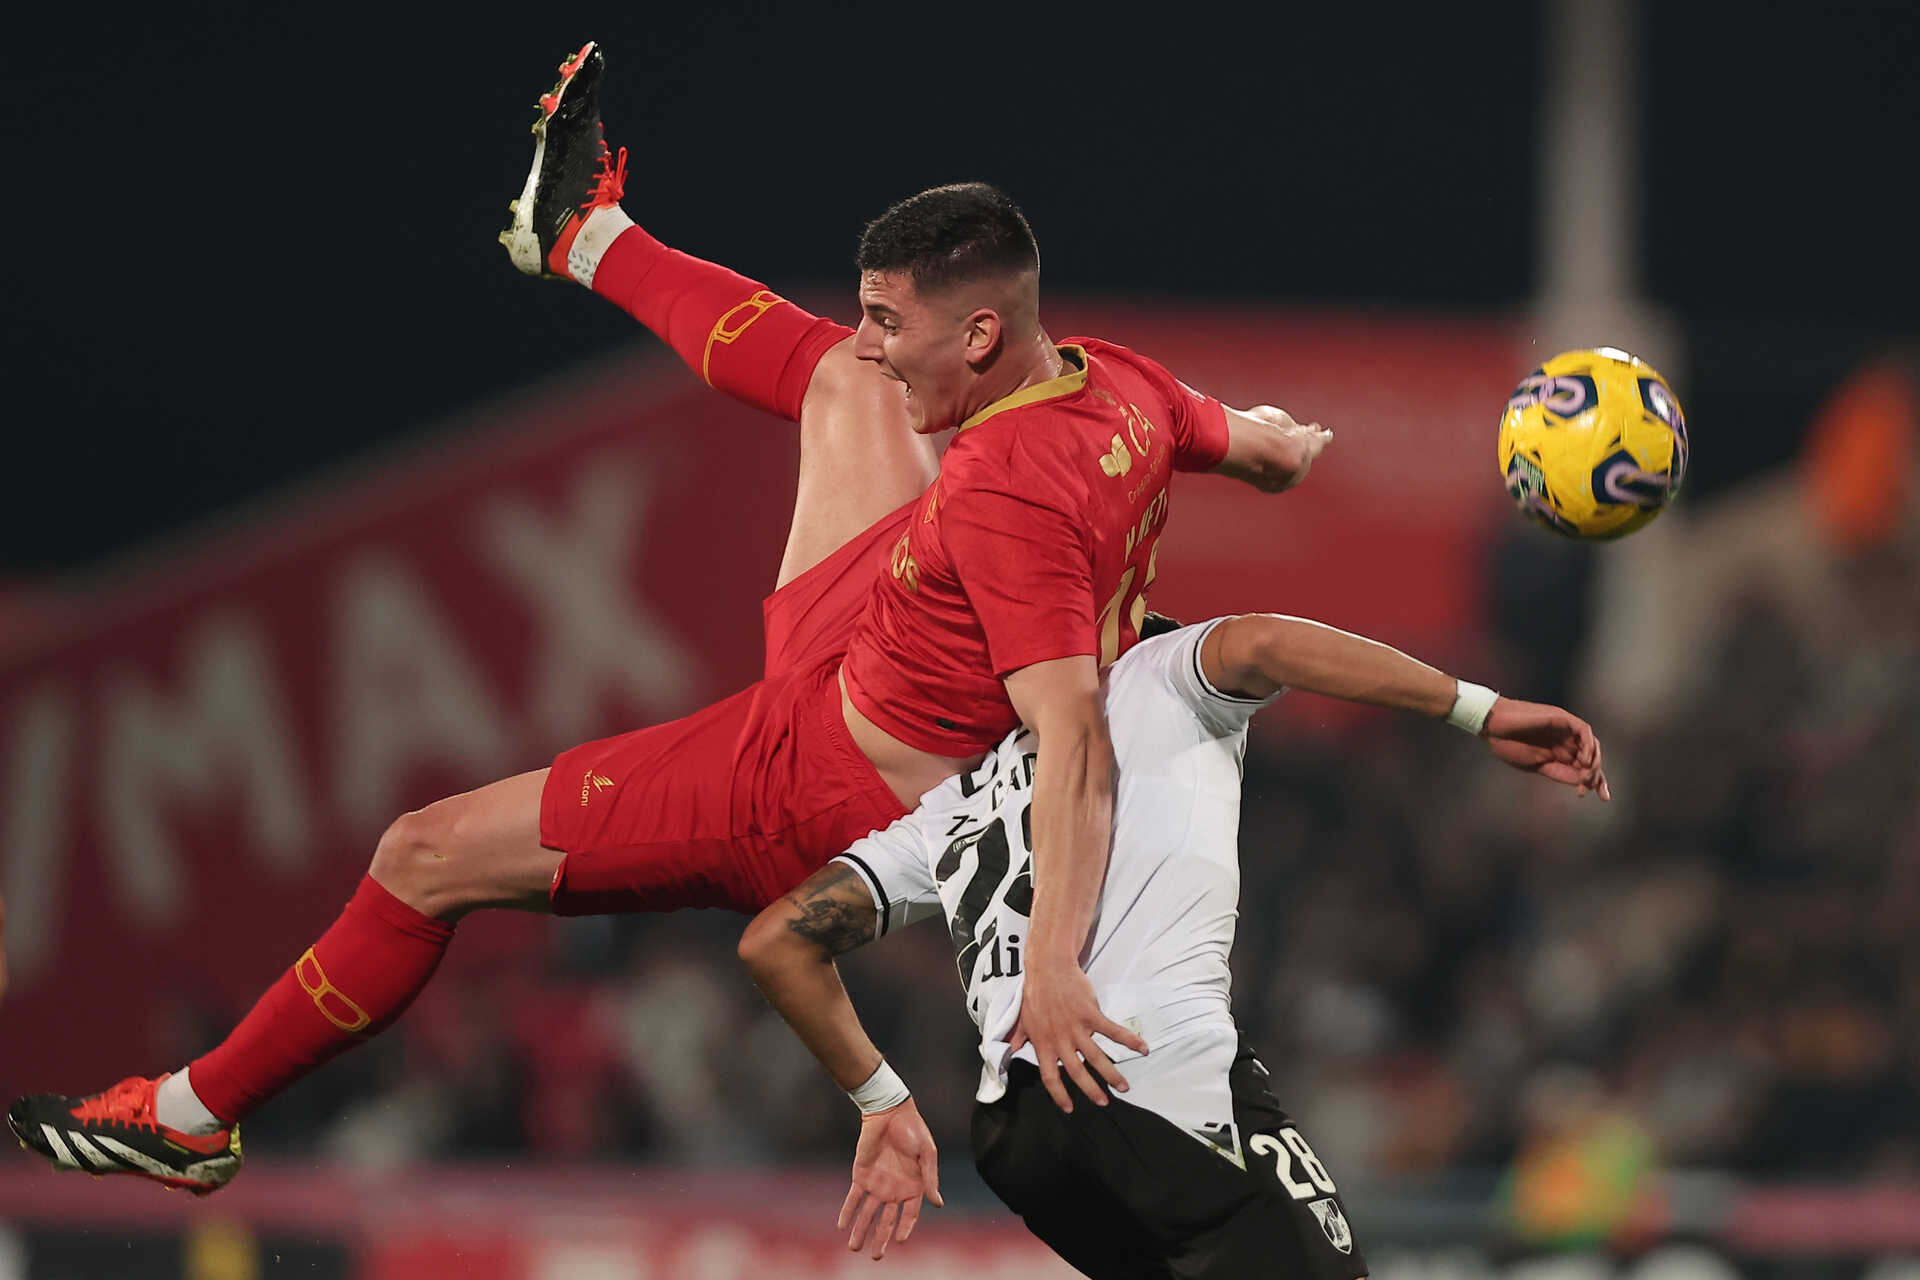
[838,667,986,807]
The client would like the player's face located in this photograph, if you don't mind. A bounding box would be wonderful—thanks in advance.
[854,270,975,435]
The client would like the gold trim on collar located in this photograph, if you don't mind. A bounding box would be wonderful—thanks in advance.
[956,345,1090,432]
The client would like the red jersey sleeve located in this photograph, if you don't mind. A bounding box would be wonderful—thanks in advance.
[1149,364,1230,472]
[1075,338,1230,472]
[939,480,1097,677]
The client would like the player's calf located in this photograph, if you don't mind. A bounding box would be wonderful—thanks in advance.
[4,783,560,1178]
[499,42,858,425]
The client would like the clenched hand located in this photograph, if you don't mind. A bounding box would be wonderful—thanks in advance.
[1483,697,1611,800]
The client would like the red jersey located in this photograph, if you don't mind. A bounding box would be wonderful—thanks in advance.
[840,337,1230,757]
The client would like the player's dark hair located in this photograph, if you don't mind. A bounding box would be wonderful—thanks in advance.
[856,182,1040,295]
[1140,611,1184,640]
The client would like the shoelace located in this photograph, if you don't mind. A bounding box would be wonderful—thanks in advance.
[584,145,628,210]
[69,1077,159,1131]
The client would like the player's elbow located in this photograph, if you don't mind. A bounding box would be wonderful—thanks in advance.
[737,908,798,978]
[1005,657,1108,752]
[1245,617,1297,684]
[1032,691,1109,761]
[1039,706,1116,808]
[1209,614,1293,699]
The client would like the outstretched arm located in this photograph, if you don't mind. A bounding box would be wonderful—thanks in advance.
[738,865,943,1260]
[1204,614,1610,798]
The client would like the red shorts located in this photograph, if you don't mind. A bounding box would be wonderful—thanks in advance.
[540,499,917,916]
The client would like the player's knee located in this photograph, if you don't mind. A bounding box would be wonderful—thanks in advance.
[368,804,469,918]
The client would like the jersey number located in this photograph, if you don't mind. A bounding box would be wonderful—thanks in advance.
[1248,1128,1337,1200]
[935,806,1035,992]
[1095,541,1160,667]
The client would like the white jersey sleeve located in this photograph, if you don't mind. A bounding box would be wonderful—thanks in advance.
[1108,616,1274,745]
[832,814,945,940]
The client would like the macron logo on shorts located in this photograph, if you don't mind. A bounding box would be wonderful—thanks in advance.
[579,771,614,806]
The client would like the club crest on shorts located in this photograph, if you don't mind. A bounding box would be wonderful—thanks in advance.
[1307,1197,1353,1254]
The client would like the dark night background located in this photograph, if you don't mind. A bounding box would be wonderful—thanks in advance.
[1,2,1915,578]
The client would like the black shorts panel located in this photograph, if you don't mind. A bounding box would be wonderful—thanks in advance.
[972,1037,1368,1280]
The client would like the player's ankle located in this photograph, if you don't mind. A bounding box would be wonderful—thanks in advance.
[565,205,637,289]
[155,1067,227,1136]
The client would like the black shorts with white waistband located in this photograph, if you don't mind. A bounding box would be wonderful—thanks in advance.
[972,1035,1369,1280]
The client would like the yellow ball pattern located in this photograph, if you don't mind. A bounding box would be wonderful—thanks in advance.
[1497,347,1689,539]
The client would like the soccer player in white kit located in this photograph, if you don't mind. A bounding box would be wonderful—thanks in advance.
[739,611,1608,1276]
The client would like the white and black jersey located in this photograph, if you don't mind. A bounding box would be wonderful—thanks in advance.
[840,618,1370,1280]
[835,617,1271,1137]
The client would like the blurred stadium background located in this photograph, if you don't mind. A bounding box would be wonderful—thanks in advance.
[2,1,1917,1276]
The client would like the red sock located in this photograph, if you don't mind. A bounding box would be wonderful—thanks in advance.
[189,876,454,1123]
[591,225,851,421]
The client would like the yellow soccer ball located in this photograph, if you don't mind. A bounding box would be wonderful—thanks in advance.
[1497,347,1690,539]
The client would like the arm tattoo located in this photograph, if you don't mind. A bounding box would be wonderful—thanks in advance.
[782,863,878,956]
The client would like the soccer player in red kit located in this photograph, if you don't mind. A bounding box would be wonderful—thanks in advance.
[8,42,1328,1192]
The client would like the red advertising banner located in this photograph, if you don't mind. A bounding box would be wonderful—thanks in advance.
[5,1166,1919,1279]
[0,1166,1077,1278]
[0,360,800,1098]
[0,306,1519,1099]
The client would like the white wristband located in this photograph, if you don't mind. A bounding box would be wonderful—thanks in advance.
[847,1060,911,1115]
[1447,680,1499,735]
